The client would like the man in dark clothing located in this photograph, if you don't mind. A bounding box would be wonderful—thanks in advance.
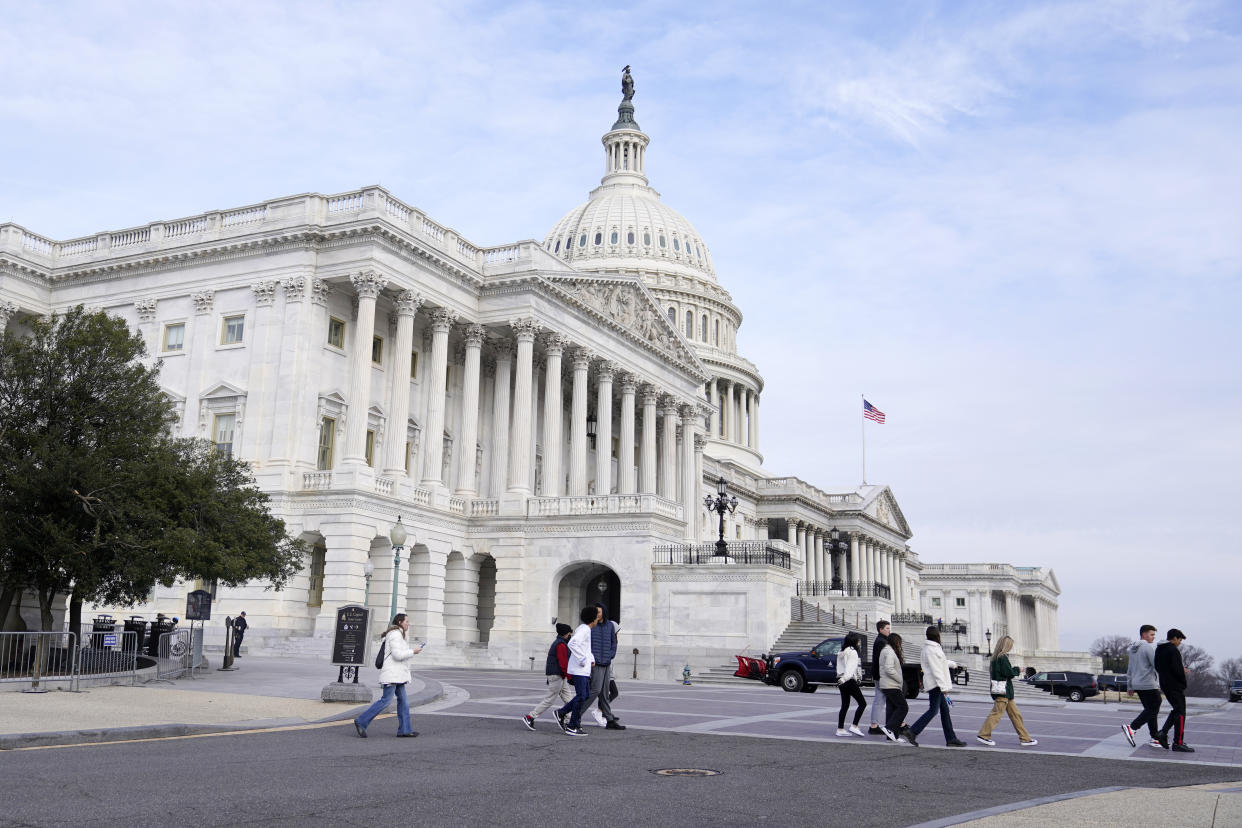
[1154,628,1193,752]
[583,603,625,730]
[232,612,248,658]
[868,620,891,735]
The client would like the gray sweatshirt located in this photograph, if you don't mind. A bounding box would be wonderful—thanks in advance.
[1126,640,1158,691]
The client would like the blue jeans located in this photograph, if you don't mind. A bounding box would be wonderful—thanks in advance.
[556,675,592,728]
[909,687,957,742]
[355,683,412,735]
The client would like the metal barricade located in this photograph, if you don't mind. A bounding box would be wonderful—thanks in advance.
[0,631,78,690]
[155,629,195,680]
[75,629,139,687]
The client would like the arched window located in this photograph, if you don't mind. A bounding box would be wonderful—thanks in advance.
[673,238,680,251]
[610,230,618,244]
[667,307,676,325]
[714,319,720,346]
[700,314,708,341]
[658,235,666,248]
[579,234,587,247]
[685,310,693,338]
[594,232,602,246]
[554,239,560,253]
[627,231,635,244]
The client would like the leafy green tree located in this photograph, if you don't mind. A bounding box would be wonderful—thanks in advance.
[0,306,304,634]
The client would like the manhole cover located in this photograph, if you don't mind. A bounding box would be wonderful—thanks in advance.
[651,768,721,777]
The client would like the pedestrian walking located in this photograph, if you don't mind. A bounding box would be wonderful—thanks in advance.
[582,603,625,730]
[522,623,574,731]
[834,632,867,737]
[878,632,916,745]
[868,620,891,735]
[353,613,422,738]
[231,612,248,658]
[554,606,598,736]
[1155,628,1193,752]
[1122,624,1162,749]
[976,635,1037,747]
[908,626,966,746]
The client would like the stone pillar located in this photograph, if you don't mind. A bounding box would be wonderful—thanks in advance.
[489,342,512,497]
[568,348,592,496]
[896,555,906,612]
[1004,592,1021,649]
[383,291,422,476]
[742,389,752,447]
[343,272,386,464]
[0,301,19,333]
[417,307,457,483]
[659,397,678,499]
[679,405,697,540]
[849,534,859,585]
[707,378,718,437]
[813,531,824,583]
[454,324,485,494]
[693,433,706,541]
[134,298,158,361]
[443,553,483,643]
[794,522,806,578]
[595,362,615,495]
[751,393,760,452]
[541,333,568,497]
[408,543,449,645]
[735,386,745,443]
[506,318,541,493]
[269,277,317,466]
[617,374,637,494]
[719,381,730,443]
[639,385,658,494]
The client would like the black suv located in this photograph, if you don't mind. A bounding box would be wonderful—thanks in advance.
[1230,680,1242,703]
[1096,673,1129,692]
[1026,671,1099,702]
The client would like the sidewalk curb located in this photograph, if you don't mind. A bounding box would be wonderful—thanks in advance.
[0,677,445,751]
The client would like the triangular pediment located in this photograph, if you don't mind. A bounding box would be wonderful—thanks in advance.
[541,274,706,377]
[862,486,911,538]
[200,381,246,400]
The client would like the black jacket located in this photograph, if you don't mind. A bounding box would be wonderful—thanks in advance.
[870,632,889,673]
[1154,641,1186,691]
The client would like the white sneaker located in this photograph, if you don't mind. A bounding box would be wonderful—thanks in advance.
[835,728,849,736]
[1020,739,1038,746]
[591,709,607,727]
[848,725,865,737]
[880,726,897,742]
[976,736,995,746]
[1122,724,1136,747]
[1146,738,1163,748]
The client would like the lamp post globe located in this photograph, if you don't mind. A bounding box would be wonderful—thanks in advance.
[389,516,408,622]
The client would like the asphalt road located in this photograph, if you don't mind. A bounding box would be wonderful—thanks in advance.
[3,697,1240,827]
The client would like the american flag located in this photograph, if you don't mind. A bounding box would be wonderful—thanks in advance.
[863,399,886,424]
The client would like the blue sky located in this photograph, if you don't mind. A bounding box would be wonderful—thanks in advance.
[3,1,1240,661]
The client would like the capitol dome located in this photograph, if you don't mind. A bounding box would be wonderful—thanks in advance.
[542,89,717,282]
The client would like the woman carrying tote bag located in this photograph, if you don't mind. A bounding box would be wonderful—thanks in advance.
[354,613,423,738]
[976,635,1037,746]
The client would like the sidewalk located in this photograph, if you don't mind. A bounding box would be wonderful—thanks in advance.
[0,655,442,749]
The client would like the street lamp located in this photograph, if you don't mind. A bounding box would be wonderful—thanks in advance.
[586,412,598,449]
[703,476,738,557]
[953,621,964,652]
[363,559,375,634]
[828,528,848,590]
[389,516,407,622]
[985,628,993,654]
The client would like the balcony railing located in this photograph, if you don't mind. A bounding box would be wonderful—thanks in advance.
[797,580,890,600]
[891,611,934,626]
[652,542,791,570]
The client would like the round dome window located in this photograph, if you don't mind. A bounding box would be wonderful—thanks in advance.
[627,231,635,245]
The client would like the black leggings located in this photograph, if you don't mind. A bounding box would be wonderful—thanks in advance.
[838,680,867,728]
[882,688,908,733]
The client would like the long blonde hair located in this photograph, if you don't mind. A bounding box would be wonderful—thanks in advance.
[991,635,1014,660]
[383,613,408,639]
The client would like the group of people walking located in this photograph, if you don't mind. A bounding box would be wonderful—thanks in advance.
[1122,625,1194,752]
[522,603,625,735]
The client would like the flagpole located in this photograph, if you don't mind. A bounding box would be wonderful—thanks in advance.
[860,393,866,485]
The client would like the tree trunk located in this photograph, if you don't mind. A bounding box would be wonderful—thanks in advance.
[0,585,15,632]
[68,588,84,644]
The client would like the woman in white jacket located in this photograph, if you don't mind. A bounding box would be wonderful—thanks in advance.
[834,633,867,737]
[353,613,423,738]
[908,626,967,747]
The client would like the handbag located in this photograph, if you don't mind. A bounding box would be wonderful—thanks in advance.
[607,678,619,702]
[989,679,1008,695]
[374,638,387,670]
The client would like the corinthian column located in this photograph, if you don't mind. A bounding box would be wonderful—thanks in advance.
[0,301,19,333]
[617,374,637,494]
[594,362,615,495]
[639,385,658,494]
[489,342,512,496]
[568,348,592,496]
[507,318,541,493]
[707,378,718,437]
[659,397,678,499]
[344,272,386,464]
[454,324,485,494]
[679,405,697,540]
[542,333,568,497]
[750,392,760,450]
[383,291,422,475]
[420,307,458,484]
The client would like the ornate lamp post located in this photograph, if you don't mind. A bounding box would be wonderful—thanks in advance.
[985,628,992,653]
[363,559,375,634]
[827,528,848,590]
[703,476,738,557]
[389,516,407,623]
[586,412,598,449]
[953,621,964,652]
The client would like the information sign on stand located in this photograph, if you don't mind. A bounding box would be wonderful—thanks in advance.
[332,605,371,667]
[185,589,213,621]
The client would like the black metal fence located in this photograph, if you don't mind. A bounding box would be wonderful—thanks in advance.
[892,612,934,625]
[653,542,791,569]
[796,580,890,599]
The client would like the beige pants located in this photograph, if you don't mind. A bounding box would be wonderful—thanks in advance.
[978,697,1031,741]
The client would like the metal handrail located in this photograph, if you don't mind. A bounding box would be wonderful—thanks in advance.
[653,542,792,569]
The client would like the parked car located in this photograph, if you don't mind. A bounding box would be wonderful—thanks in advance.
[1026,671,1099,702]
[734,636,959,699]
[1229,679,1242,703]
[1096,673,1129,692]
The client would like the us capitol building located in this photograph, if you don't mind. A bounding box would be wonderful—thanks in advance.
[0,72,1092,677]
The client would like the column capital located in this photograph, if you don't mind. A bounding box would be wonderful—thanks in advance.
[251,280,278,307]
[596,360,617,381]
[659,395,680,416]
[134,297,157,322]
[281,275,307,297]
[543,332,570,355]
[693,433,707,452]
[350,270,386,299]
[394,290,424,316]
[678,402,698,423]
[462,323,486,347]
[310,278,331,306]
[430,307,459,333]
[509,317,542,342]
[191,290,214,315]
[491,339,513,360]
[571,347,594,369]
[640,384,660,406]
[618,373,638,395]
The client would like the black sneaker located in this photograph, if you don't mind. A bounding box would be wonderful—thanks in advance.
[605,720,626,730]
[1171,743,1195,753]
[868,725,884,735]
[565,727,587,736]
[353,721,367,739]
[946,738,967,747]
[1157,731,1170,750]
[521,715,536,732]
[901,727,919,747]
[555,712,569,734]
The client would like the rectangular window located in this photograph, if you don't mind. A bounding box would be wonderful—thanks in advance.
[404,441,411,472]
[410,351,419,379]
[931,597,942,607]
[700,314,707,341]
[955,597,966,608]
[212,413,235,457]
[307,545,326,607]
[317,417,335,470]
[162,322,185,352]
[327,317,346,349]
[220,315,245,345]
[714,319,720,346]
[365,429,375,466]
[371,335,383,365]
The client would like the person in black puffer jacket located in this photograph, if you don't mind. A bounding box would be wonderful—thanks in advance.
[1154,628,1193,752]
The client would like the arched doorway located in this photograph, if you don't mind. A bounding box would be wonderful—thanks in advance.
[556,563,621,625]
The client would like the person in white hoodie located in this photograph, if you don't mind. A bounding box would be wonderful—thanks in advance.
[554,606,598,736]
[834,632,867,737]
[1122,624,1162,748]
[907,626,967,747]
[353,613,423,738]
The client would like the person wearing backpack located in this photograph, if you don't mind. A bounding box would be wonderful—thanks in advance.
[522,623,574,730]
[353,613,422,738]
[976,635,1037,746]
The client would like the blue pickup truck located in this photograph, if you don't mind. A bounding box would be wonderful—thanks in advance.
[739,636,952,698]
